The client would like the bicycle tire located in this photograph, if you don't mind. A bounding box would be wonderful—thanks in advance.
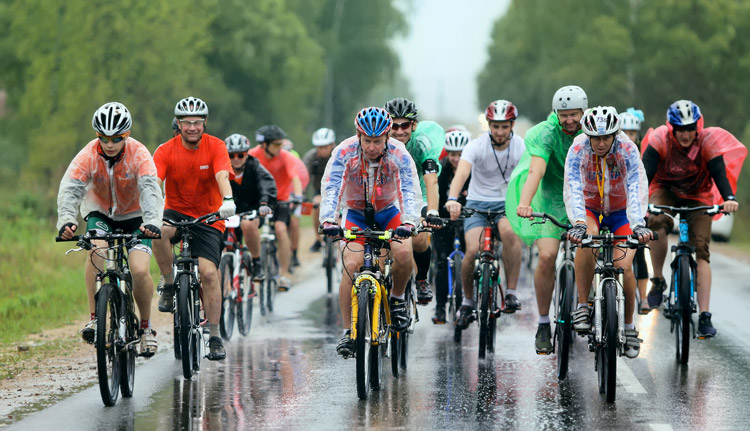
[119,287,136,398]
[178,273,196,379]
[219,254,235,341]
[603,279,618,403]
[677,255,691,364]
[355,281,371,400]
[325,239,335,294]
[95,284,120,406]
[237,252,253,336]
[400,281,413,370]
[369,300,383,391]
[557,264,575,380]
[451,254,464,343]
[478,264,491,359]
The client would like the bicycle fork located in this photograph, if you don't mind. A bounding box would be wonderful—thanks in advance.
[591,268,625,351]
[350,273,388,344]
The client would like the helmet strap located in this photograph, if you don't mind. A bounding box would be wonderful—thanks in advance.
[97,143,125,167]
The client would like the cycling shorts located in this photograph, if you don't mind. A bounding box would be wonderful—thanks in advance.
[164,209,222,267]
[341,206,402,244]
[586,208,632,236]
[85,211,152,254]
[273,201,291,226]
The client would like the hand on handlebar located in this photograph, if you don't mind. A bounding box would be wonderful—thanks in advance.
[517,205,534,219]
[394,224,415,239]
[632,224,654,244]
[445,200,462,221]
[258,204,272,217]
[423,209,444,229]
[567,224,588,245]
[321,222,342,238]
[140,224,161,238]
[58,223,77,240]
[722,199,739,213]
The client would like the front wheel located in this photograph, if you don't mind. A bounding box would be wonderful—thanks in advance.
[677,255,692,364]
[556,265,575,380]
[325,238,336,294]
[355,282,371,399]
[219,254,235,341]
[177,273,196,379]
[602,280,618,403]
[96,284,121,406]
[237,253,253,336]
[119,292,136,398]
[478,264,492,359]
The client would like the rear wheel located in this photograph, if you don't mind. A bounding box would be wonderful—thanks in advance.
[178,273,196,379]
[603,280,618,403]
[219,254,235,341]
[677,255,692,364]
[96,284,120,406]
[355,282,371,399]
[556,265,575,380]
[478,264,492,359]
[237,253,253,336]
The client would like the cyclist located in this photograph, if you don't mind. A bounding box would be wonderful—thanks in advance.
[248,125,303,291]
[384,98,445,305]
[619,108,651,314]
[446,100,526,329]
[508,85,588,354]
[642,100,746,337]
[319,107,422,357]
[225,133,277,281]
[57,102,163,356]
[431,129,470,324]
[564,106,653,358]
[152,96,236,361]
[304,127,337,252]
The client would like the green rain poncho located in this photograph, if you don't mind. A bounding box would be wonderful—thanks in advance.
[506,112,582,245]
[406,121,445,203]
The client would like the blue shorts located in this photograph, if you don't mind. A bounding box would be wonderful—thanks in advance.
[341,205,402,231]
[464,200,506,232]
[585,208,632,236]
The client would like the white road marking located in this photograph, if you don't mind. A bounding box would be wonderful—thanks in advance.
[617,357,647,394]
[649,424,675,431]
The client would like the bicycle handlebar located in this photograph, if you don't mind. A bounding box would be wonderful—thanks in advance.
[163,211,221,227]
[648,204,725,217]
[528,212,574,230]
[55,231,156,242]
[462,207,506,218]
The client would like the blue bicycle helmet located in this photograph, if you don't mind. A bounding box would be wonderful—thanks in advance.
[667,100,701,126]
[355,107,392,137]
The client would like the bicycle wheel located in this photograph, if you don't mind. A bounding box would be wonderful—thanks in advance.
[219,254,235,341]
[355,282,371,399]
[237,252,253,336]
[603,280,618,403]
[369,301,383,391]
[173,311,182,360]
[400,282,414,370]
[556,264,575,380]
[119,293,136,398]
[325,238,335,294]
[478,264,492,359]
[177,273,196,379]
[190,282,203,373]
[677,255,692,364]
[95,284,120,406]
[451,254,464,343]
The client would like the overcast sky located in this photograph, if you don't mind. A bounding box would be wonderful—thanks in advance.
[392,1,511,128]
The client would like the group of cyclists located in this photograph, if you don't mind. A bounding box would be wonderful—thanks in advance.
[57,86,744,366]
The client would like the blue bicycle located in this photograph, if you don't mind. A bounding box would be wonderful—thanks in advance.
[441,218,465,342]
[648,203,724,364]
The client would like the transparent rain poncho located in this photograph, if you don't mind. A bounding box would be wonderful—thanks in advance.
[57,138,164,230]
[319,136,422,226]
[563,132,648,227]
[642,117,747,206]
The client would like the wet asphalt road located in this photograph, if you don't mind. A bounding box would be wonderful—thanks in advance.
[8,246,750,430]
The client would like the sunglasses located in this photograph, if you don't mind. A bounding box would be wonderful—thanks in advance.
[97,134,127,144]
[391,121,413,131]
[673,124,697,133]
[229,153,246,159]
[178,119,206,127]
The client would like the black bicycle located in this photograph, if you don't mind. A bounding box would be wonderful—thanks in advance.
[163,212,220,379]
[57,231,156,406]
[528,212,576,380]
[259,213,279,315]
[648,204,724,364]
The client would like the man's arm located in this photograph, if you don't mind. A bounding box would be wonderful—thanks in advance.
[516,156,547,217]
[447,160,472,200]
[424,172,439,212]
[216,170,232,198]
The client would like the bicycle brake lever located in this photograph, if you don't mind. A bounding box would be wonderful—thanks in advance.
[65,247,84,255]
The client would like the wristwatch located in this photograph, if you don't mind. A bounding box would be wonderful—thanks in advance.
[727,195,737,201]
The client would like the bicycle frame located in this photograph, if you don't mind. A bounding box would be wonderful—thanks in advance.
[445,223,465,302]
[589,234,626,347]
[670,217,697,316]
[347,230,392,344]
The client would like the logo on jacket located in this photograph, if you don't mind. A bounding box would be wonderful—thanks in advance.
[200,165,209,170]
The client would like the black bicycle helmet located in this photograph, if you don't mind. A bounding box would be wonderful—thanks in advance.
[255,125,287,143]
[384,98,418,120]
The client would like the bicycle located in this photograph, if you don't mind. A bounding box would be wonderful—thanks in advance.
[527,212,576,380]
[461,207,509,359]
[574,228,654,403]
[163,212,221,380]
[259,213,279,315]
[648,204,724,364]
[310,202,339,294]
[218,210,257,340]
[57,230,155,406]
[337,227,395,400]
[438,218,465,342]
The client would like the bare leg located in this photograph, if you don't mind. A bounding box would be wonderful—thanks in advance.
[534,238,561,318]
[696,258,711,312]
[649,227,668,279]
[198,257,221,325]
[275,221,292,279]
[498,218,521,291]
[241,218,261,258]
[390,239,414,297]
[153,226,176,284]
[339,243,364,328]
[129,250,154,322]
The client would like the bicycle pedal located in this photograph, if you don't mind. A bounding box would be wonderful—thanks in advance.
[535,350,552,356]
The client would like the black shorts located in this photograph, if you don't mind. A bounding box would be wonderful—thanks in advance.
[273,201,291,226]
[164,209,222,268]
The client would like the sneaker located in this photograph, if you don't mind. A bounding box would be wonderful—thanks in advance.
[535,323,553,354]
[336,330,355,358]
[80,318,96,344]
[623,329,643,358]
[139,328,158,357]
[310,241,322,252]
[697,311,717,338]
[432,305,446,324]
[278,276,291,292]
[251,262,265,281]
[390,297,410,332]
[573,306,592,333]
[637,299,651,315]
[647,277,667,308]
[455,305,475,330]
[157,277,175,312]
[207,336,226,361]
[416,280,433,305]
[504,293,521,313]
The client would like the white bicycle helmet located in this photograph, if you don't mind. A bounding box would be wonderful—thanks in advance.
[92,102,132,136]
[224,133,250,153]
[552,85,588,112]
[485,100,518,121]
[312,127,336,146]
[619,112,641,131]
[581,106,620,136]
[174,96,209,117]
[444,130,471,151]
